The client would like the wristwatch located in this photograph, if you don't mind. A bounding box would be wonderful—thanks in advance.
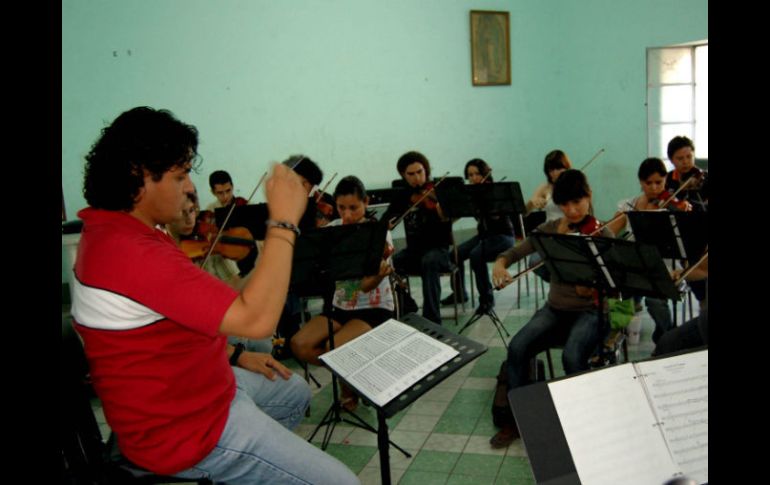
[229,342,245,366]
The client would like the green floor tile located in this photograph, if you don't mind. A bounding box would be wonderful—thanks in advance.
[443,400,485,419]
[399,469,449,485]
[322,443,377,474]
[472,412,498,436]
[407,450,461,473]
[447,474,497,485]
[433,414,479,435]
[497,456,534,480]
[452,453,503,478]
[451,388,494,405]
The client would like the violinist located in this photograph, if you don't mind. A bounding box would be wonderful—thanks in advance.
[282,155,338,229]
[525,149,573,220]
[273,155,337,360]
[654,257,708,357]
[383,150,454,325]
[291,175,395,411]
[489,169,613,449]
[206,170,255,276]
[166,189,244,290]
[606,158,688,345]
[442,159,516,314]
[665,136,708,212]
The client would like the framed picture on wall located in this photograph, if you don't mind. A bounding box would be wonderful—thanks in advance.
[470,10,511,86]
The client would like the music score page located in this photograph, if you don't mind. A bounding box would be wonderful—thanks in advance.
[320,318,459,407]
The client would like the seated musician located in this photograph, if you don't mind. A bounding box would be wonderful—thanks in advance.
[272,155,338,360]
[489,169,613,448]
[291,175,395,411]
[665,135,708,212]
[166,188,244,290]
[383,150,454,325]
[664,136,708,301]
[443,158,516,313]
[525,149,572,220]
[653,258,708,357]
[71,106,359,484]
[206,169,256,277]
[283,154,338,229]
[606,157,691,345]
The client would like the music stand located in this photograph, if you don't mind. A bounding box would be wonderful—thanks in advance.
[332,313,488,485]
[213,203,269,240]
[529,233,680,340]
[437,181,527,344]
[625,211,707,265]
[626,211,708,324]
[290,222,409,456]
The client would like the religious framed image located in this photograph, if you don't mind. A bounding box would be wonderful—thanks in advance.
[470,10,511,86]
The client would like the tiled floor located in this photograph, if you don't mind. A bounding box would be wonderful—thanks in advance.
[85,267,700,484]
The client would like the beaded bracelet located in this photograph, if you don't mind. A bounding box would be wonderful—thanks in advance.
[265,219,301,236]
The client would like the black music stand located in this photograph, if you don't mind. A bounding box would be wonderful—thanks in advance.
[290,222,409,455]
[625,211,708,265]
[331,313,488,485]
[437,181,527,345]
[626,211,708,323]
[529,232,681,348]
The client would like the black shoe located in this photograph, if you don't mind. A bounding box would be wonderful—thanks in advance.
[490,424,520,448]
[440,292,469,306]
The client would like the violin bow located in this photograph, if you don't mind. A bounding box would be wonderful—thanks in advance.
[674,246,708,287]
[316,172,338,199]
[389,171,451,230]
[658,175,697,209]
[579,148,605,172]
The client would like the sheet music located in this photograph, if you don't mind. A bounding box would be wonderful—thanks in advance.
[636,350,708,484]
[548,364,680,485]
[320,319,458,407]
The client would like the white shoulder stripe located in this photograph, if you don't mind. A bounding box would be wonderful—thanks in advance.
[71,277,165,330]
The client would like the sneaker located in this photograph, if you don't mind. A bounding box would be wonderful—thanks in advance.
[490,423,520,448]
[440,292,469,306]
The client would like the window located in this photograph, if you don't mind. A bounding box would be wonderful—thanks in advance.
[647,43,708,169]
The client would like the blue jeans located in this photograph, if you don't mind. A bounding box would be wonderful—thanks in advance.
[506,305,604,390]
[175,367,360,484]
[393,246,453,324]
[455,234,516,307]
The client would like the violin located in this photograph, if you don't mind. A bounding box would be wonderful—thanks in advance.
[314,192,335,226]
[312,173,338,227]
[409,182,439,211]
[567,215,601,235]
[186,210,256,261]
[652,190,690,211]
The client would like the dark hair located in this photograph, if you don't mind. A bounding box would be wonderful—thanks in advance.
[397,151,431,179]
[283,154,323,186]
[637,157,668,180]
[333,175,367,200]
[666,136,695,160]
[552,169,591,205]
[464,158,493,181]
[333,175,376,219]
[83,106,199,211]
[543,150,572,182]
[208,170,232,189]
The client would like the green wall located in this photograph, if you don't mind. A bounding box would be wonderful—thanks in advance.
[62,0,707,282]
